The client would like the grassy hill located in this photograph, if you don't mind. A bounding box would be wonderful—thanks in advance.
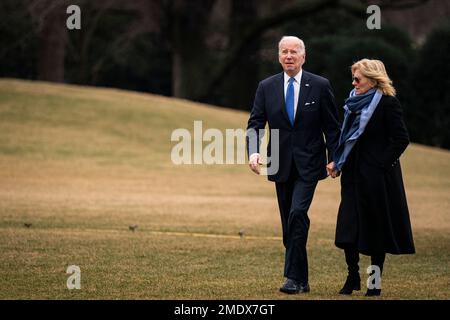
[0,79,449,299]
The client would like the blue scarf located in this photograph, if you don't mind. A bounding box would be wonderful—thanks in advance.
[334,88,382,171]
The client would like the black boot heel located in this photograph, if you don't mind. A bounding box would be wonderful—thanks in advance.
[365,288,381,296]
[339,275,361,295]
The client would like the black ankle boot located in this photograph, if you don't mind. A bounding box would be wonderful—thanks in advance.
[365,288,381,296]
[339,274,361,295]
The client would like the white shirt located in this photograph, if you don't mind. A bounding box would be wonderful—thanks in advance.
[284,70,302,117]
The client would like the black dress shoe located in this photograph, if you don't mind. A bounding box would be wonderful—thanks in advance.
[339,275,361,295]
[280,279,310,294]
[365,288,381,296]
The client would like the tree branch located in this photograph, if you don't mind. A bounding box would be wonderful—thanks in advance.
[197,0,341,101]
[360,0,431,11]
[197,0,431,102]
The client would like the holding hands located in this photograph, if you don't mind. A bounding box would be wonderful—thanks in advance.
[326,161,340,178]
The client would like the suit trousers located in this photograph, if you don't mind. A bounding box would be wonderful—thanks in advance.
[275,163,318,284]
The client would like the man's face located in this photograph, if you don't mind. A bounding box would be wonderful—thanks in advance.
[279,40,305,76]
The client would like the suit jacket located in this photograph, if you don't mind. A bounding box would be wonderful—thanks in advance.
[247,70,340,182]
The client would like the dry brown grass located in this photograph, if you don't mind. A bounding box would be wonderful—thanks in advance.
[0,79,449,299]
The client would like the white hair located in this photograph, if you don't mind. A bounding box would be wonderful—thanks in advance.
[278,36,305,54]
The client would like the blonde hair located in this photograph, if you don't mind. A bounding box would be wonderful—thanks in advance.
[351,59,396,96]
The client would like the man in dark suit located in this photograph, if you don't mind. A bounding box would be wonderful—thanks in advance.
[246,36,340,294]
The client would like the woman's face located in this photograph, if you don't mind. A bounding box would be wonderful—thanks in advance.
[352,69,375,95]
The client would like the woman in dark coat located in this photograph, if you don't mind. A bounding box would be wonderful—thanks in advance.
[328,59,415,296]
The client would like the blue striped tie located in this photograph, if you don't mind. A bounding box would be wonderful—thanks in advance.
[286,77,295,125]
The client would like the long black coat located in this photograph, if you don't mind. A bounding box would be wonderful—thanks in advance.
[335,95,415,255]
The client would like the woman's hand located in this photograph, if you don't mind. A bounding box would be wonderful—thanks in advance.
[327,162,341,178]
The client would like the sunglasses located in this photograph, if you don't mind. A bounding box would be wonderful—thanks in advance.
[352,76,360,84]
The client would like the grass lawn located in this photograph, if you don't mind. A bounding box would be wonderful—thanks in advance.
[0,79,449,299]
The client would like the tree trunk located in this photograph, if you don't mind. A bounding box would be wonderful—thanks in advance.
[169,0,215,99]
[37,3,67,82]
